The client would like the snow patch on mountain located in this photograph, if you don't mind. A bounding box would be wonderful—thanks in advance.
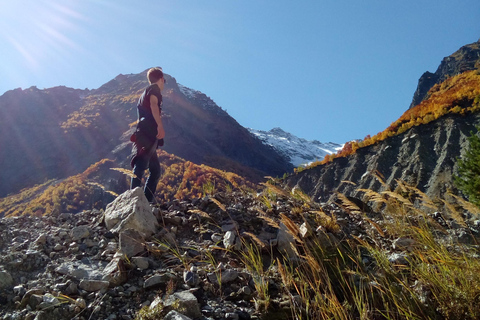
[178,84,198,99]
[249,127,343,167]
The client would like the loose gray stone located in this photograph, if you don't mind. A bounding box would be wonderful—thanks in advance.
[144,273,177,290]
[102,257,128,287]
[211,233,223,243]
[70,226,91,241]
[75,298,87,309]
[163,291,201,319]
[393,237,416,251]
[239,286,252,295]
[207,269,238,284]
[55,261,106,280]
[34,234,47,246]
[225,312,239,320]
[0,270,14,289]
[28,294,43,309]
[131,257,149,270]
[221,223,237,232]
[277,222,297,259]
[13,285,26,296]
[183,270,200,288]
[119,228,145,258]
[18,288,44,309]
[79,279,110,292]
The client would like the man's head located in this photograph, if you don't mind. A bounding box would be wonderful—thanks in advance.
[147,67,165,84]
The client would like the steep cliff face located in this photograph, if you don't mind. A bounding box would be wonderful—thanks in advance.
[286,112,480,203]
[410,40,480,109]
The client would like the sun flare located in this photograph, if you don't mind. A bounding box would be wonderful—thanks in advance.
[0,1,85,78]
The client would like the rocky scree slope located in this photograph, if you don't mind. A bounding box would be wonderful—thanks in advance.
[1,183,480,320]
[0,187,344,320]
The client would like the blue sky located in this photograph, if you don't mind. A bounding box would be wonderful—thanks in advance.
[1,1,479,143]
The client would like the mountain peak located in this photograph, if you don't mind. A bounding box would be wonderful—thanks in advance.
[409,39,480,109]
[269,127,288,135]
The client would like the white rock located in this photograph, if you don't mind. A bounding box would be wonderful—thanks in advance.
[43,293,60,305]
[388,252,409,266]
[223,231,236,249]
[299,222,312,238]
[104,188,159,238]
[163,310,193,320]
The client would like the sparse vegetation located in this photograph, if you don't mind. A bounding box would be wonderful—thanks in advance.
[0,151,255,217]
[0,159,117,217]
[455,125,480,207]
[269,178,480,319]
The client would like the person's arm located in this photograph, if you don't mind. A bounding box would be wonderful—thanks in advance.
[150,95,165,139]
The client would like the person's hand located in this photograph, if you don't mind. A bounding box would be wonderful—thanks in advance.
[156,127,165,140]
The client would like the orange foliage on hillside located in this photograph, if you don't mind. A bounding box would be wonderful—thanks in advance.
[0,152,256,217]
[61,92,141,131]
[154,150,255,201]
[0,159,116,217]
[302,70,480,171]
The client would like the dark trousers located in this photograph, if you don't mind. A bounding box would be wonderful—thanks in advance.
[131,141,160,202]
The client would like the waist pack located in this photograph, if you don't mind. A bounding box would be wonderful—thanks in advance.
[130,118,156,150]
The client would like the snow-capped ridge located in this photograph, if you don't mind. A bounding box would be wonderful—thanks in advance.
[248,127,343,167]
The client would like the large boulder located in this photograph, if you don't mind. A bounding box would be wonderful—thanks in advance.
[104,187,158,238]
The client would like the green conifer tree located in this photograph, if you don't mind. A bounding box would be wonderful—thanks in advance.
[455,125,480,207]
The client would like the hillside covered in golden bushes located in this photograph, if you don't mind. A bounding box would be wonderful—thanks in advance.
[0,151,256,217]
[305,69,480,169]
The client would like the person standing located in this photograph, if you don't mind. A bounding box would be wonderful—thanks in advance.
[130,67,166,202]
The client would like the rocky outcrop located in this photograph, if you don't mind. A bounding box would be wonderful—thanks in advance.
[410,39,480,109]
[286,112,480,203]
[104,187,158,237]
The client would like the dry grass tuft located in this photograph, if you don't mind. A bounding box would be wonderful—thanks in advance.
[256,180,480,319]
[209,197,226,212]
